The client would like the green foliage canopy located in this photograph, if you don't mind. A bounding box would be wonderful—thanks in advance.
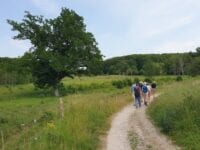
[103,52,200,76]
[8,8,103,91]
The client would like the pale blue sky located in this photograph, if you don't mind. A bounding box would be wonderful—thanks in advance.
[0,0,200,58]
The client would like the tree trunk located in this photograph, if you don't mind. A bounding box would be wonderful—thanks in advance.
[54,85,64,118]
[54,86,60,97]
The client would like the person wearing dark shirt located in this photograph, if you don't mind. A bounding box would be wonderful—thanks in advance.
[151,81,157,99]
[133,83,141,108]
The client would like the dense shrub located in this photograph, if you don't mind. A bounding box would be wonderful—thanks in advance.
[134,77,140,83]
[176,76,183,81]
[124,78,132,86]
[112,80,124,89]
[112,78,133,89]
[144,77,152,83]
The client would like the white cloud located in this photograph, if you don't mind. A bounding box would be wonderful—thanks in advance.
[31,0,60,15]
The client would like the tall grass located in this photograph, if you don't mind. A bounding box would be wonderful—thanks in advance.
[0,76,132,150]
[147,77,200,150]
[0,75,185,149]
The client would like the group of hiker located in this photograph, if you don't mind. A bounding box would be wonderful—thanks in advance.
[131,81,157,108]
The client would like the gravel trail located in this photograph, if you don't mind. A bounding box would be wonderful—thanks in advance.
[105,95,180,150]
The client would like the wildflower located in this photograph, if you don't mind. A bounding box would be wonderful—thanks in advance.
[47,122,56,129]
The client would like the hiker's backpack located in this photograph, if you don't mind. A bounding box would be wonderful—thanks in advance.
[142,85,148,93]
[134,86,140,97]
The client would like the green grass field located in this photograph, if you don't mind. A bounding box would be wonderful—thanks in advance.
[0,75,135,150]
[1,75,198,150]
[147,76,200,150]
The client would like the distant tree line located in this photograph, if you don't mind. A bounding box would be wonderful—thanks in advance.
[1,48,200,85]
[0,57,32,85]
[103,48,200,76]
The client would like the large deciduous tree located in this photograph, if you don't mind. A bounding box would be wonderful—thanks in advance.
[8,8,103,96]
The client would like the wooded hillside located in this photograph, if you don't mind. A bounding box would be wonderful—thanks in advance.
[103,50,200,76]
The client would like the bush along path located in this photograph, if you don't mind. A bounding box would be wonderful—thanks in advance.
[104,95,180,150]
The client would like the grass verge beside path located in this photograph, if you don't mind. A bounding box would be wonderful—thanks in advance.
[0,76,132,150]
[147,77,200,150]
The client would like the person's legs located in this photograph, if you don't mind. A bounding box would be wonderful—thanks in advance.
[151,88,156,99]
[140,92,143,103]
[144,93,147,106]
[132,94,135,106]
[146,92,149,104]
[148,91,151,102]
[138,96,141,107]
[135,97,139,108]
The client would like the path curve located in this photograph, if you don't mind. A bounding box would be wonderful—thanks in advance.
[105,96,180,150]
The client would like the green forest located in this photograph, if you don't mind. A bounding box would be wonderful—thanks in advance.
[103,49,200,76]
[1,49,200,86]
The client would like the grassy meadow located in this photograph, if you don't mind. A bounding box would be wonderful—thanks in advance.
[1,75,198,149]
[147,76,200,150]
[0,75,136,150]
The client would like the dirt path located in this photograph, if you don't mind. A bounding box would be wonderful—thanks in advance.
[105,96,180,150]
[105,104,134,150]
[129,105,180,150]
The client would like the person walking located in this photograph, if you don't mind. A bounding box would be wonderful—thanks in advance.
[139,81,144,102]
[147,83,151,102]
[142,82,148,106]
[133,83,141,108]
[151,81,157,99]
[131,83,136,106]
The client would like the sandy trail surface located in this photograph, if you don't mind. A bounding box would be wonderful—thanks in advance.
[105,96,180,150]
[105,104,134,150]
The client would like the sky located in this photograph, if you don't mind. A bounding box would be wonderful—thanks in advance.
[0,0,200,59]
